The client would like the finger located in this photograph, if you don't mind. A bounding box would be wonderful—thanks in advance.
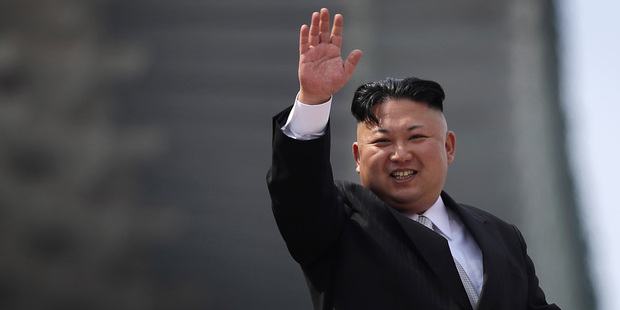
[344,49,363,78]
[300,24,309,54]
[309,11,320,46]
[330,13,343,48]
[319,8,330,44]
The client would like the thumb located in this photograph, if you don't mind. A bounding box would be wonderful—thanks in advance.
[344,49,363,78]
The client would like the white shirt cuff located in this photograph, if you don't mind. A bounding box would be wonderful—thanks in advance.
[281,93,331,140]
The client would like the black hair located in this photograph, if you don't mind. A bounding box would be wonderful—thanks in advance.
[351,77,445,125]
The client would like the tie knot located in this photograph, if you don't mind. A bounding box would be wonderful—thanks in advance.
[416,215,434,230]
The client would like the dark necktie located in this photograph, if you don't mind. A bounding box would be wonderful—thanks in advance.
[416,215,479,308]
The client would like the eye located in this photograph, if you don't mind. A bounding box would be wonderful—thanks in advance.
[409,134,427,140]
[372,138,390,144]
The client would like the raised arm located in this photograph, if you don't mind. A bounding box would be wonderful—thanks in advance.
[298,8,363,105]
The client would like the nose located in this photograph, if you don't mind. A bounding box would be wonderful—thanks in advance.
[390,143,413,162]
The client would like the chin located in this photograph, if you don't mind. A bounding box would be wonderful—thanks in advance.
[387,202,423,216]
[385,196,420,210]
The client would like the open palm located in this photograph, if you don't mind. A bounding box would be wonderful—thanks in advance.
[298,9,363,105]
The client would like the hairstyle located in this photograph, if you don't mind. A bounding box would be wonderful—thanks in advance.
[351,77,445,125]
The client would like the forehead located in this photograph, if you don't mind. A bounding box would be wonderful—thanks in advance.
[369,98,445,127]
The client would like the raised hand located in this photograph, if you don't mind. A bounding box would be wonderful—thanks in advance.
[298,8,363,105]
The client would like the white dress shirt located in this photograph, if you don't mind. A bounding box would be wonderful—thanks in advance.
[410,196,484,294]
[281,95,484,294]
[282,94,331,140]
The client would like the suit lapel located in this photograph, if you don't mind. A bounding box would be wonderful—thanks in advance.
[442,193,507,310]
[387,206,473,310]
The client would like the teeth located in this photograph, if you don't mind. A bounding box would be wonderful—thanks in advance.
[392,170,415,179]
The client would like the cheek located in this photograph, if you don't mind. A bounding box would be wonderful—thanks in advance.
[418,144,448,165]
[357,150,387,176]
[363,150,386,168]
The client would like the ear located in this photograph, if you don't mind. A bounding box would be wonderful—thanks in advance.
[352,142,361,174]
[445,131,456,164]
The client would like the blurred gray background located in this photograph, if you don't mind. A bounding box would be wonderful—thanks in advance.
[0,0,596,309]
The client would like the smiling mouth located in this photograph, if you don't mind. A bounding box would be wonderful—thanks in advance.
[391,170,417,179]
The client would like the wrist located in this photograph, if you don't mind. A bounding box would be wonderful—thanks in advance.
[298,90,331,105]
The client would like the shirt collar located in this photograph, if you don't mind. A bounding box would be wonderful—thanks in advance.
[409,196,453,240]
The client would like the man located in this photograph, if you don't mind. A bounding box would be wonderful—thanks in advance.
[267,8,560,310]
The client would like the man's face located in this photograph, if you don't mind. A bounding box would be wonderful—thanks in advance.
[352,98,455,215]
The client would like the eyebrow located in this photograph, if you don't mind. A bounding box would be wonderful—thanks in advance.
[376,125,423,133]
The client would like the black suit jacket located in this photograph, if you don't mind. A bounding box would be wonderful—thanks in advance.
[267,107,560,310]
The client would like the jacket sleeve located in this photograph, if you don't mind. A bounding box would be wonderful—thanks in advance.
[266,107,346,267]
[512,225,561,310]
